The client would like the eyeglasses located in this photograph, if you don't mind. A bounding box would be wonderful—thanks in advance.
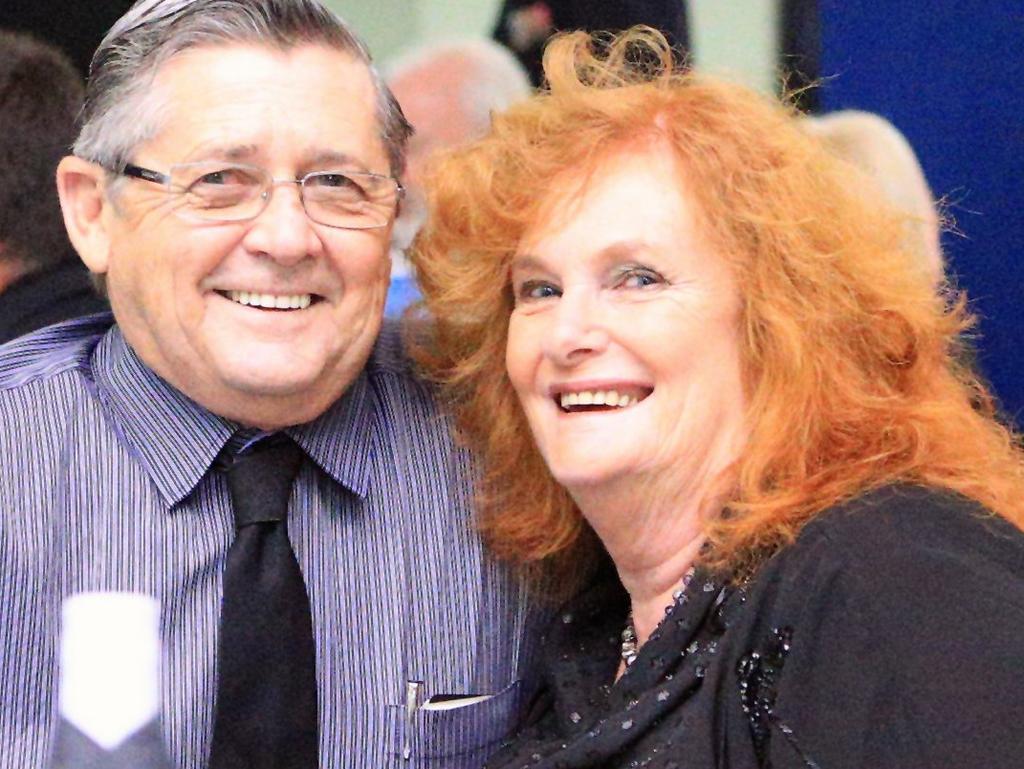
[119,161,403,230]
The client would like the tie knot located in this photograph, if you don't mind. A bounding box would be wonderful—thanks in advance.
[226,435,304,528]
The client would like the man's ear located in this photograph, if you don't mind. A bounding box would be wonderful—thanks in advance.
[57,156,113,275]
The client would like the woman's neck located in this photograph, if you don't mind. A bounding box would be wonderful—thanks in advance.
[573,474,718,646]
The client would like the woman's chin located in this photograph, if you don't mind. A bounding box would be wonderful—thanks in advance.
[550,461,635,499]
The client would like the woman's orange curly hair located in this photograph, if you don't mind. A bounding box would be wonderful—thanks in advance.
[408,27,1024,578]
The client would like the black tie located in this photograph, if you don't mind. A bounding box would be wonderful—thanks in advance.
[209,436,319,769]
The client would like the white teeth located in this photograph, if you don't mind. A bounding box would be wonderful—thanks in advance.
[559,389,641,411]
[226,290,313,310]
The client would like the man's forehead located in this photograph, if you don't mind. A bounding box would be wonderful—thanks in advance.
[151,40,372,91]
[141,42,385,168]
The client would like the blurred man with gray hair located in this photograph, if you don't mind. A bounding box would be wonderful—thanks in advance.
[384,39,531,314]
[0,2,541,768]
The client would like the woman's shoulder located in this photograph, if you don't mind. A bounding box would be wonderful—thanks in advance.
[741,484,1024,767]
[757,487,1024,618]
[785,483,1024,588]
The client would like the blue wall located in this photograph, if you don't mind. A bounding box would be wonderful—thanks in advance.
[819,1,1024,424]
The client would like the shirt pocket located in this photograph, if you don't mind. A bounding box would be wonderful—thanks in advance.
[386,679,521,767]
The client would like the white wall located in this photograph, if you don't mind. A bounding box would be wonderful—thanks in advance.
[689,0,778,94]
[324,0,504,63]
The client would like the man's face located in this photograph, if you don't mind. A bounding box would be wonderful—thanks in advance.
[97,44,393,427]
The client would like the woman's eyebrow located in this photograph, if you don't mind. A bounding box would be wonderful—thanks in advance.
[597,240,650,262]
[509,254,550,274]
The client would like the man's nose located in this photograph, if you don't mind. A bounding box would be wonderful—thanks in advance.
[242,182,323,265]
[541,287,610,366]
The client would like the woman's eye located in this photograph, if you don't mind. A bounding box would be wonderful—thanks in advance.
[615,267,664,289]
[515,280,561,302]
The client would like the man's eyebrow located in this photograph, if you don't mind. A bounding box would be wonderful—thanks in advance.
[181,146,380,174]
[222,145,260,162]
[304,151,370,172]
[184,143,261,162]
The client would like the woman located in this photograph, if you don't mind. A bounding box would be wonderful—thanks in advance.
[410,28,1024,769]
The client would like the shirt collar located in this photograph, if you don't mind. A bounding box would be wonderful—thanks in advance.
[93,327,235,507]
[288,371,374,499]
[94,325,376,506]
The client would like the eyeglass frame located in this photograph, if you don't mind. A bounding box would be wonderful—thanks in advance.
[116,161,404,230]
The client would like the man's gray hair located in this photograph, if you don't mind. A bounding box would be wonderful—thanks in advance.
[385,39,532,137]
[75,0,412,177]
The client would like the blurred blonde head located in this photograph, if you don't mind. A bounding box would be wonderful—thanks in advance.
[804,110,943,282]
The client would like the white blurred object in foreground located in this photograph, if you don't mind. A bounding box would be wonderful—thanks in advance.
[50,592,172,768]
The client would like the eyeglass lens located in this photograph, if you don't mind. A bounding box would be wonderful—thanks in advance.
[168,162,398,229]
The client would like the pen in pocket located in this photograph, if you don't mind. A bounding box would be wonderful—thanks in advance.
[403,680,424,761]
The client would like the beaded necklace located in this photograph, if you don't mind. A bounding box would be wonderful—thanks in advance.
[620,565,696,667]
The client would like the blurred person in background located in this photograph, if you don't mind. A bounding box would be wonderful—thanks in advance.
[412,29,1024,769]
[0,0,134,76]
[805,110,943,283]
[0,31,106,344]
[384,39,531,315]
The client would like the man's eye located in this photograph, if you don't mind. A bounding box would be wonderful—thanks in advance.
[515,280,561,302]
[195,168,254,187]
[310,173,362,191]
[317,174,352,187]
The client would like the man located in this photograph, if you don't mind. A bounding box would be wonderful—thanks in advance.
[383,39,531,316]
[0,2,540,768]
[0,31,107,344]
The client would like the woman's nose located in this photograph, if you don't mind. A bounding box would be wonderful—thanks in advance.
[541,287,610,366]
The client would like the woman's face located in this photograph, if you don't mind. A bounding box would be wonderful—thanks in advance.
[506,146,747,501]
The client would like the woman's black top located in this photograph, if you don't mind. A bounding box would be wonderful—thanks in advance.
[487,484,1024,769]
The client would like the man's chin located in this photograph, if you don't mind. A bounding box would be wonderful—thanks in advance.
[217,364,328,399]
[198,369,336,430]
[206,347,364,417]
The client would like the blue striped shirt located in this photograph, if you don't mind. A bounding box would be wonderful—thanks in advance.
[0,314,545,769]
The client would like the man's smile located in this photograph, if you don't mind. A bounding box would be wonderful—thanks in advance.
[216,289,320,310]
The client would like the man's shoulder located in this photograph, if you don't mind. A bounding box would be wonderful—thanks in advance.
[363,319,440,401]
[0,312,114,391]
[365,319,414,376]
[359,318,466,445]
